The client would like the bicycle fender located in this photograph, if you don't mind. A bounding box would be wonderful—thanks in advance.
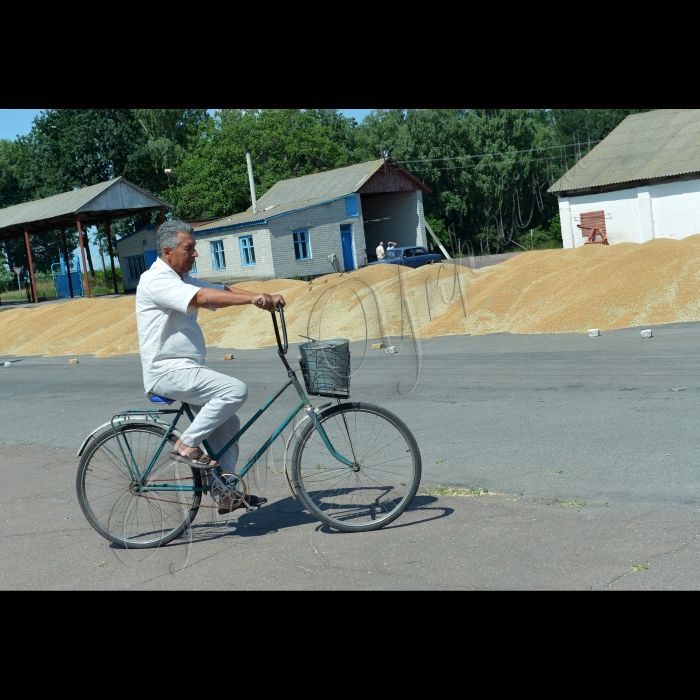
[76,416,183,457]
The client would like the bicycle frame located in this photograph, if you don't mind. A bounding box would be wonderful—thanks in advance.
[110,306,354,493]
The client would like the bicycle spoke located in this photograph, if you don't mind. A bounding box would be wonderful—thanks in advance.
[78,425,202,548]
[294,404,421,530]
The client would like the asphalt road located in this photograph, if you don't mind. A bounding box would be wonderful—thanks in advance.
[2,323,700,589]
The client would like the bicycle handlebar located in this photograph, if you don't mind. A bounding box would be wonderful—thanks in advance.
[271,303,291,373]
[276,303,288,353]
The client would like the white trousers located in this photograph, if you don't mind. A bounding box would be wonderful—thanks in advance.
[152,367,248,474]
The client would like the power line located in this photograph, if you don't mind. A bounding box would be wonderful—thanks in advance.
[407,153,589,173]
[396,140,601,165]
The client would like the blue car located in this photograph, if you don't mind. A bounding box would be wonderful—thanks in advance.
[368,246,442,268]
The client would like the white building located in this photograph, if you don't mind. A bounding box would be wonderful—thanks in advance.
[549,110,700,248]
[116,159,431,290]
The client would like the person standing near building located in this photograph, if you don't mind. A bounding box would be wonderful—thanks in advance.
[376,241,386,260]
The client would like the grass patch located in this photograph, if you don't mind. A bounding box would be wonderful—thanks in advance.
[632,564,649,571]
[563,501,586,507]
[0,274,124,303]
[419,486,501,498]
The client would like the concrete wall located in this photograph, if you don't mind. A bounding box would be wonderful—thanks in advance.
[361,190,426,259]
[647,179,700,240]
[558,177,700,248]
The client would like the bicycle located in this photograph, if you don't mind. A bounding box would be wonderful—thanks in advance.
[76,304,422,548]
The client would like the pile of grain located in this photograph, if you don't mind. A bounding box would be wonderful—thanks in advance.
[3,235,700,358]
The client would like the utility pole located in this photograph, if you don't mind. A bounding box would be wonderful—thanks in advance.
[246,149,258,213]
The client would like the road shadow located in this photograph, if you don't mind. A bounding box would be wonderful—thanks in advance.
[110,493,455,550]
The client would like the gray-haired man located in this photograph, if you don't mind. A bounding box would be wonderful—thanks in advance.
[135,220,286,513]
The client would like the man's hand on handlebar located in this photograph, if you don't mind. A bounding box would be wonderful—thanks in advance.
[252,293,286,312]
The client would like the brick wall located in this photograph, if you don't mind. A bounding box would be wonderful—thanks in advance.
[191,227,275,284]
[192,197,368,282]
[117,192,429,287]
[267,197,367,277]
[360,190,426,259]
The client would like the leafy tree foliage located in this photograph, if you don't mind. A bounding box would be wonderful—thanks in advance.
[548,109,653,144]
[349,109,558,251]
[172,109,348,219]
[0,137,79,274]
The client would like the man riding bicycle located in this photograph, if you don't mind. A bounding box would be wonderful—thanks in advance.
[135,220,286,514]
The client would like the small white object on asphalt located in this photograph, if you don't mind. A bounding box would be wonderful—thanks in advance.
[69,359,79,364]
[385,346,397,355]
[3,361,11,367]
[641,329,653,338]
[588,329,600,337]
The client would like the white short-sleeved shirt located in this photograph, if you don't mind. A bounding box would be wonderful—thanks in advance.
[376,245,385,260]
[136,257,225,391]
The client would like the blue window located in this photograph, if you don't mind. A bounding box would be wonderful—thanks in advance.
[126,255,146,281]
[210,240,226,270]
[293,230,311,260]
[190,258,198,273]
[240,236,256,266]
[345,196,359,217]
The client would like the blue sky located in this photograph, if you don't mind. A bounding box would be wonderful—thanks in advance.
[0,109,373,269]
[0,109,374,141]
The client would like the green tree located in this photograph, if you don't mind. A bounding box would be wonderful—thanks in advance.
[14,110,152,273]
[548,109,654,145]
[172,109,348,219]
[12,109,208,272]
[351,109,559,253]
[1,138,79,275]
[132,109,210,191]
[0,139,30,209]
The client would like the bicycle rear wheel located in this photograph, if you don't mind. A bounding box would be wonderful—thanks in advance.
[291,402,421,532]
[76,423,202,549]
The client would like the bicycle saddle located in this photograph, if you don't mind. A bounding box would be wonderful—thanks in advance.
[148,394,175,404]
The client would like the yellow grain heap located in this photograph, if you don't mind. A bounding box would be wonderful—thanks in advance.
[3,235,700,358]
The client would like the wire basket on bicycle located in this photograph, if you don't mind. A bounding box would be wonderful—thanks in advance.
[298,338,351,398]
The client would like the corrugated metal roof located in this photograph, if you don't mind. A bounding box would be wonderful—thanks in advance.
[0,177,171,239]
[195,158,431,235]
[254,160,385,210]
[548,110,700,194]
[194,195,349,234]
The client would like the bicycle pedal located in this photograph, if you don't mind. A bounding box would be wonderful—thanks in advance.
[242,499,260,512]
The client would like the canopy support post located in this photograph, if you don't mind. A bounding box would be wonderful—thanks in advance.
[76,217,91,298]
[61,229,74,298]
[23,226,38,304]
[106,220,118,294]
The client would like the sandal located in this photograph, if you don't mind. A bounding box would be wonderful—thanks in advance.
[169,447,218,470]
[218,494,268,514]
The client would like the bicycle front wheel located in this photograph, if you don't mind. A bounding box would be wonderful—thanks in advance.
[76,423,202,549]
[291,402,421,532]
